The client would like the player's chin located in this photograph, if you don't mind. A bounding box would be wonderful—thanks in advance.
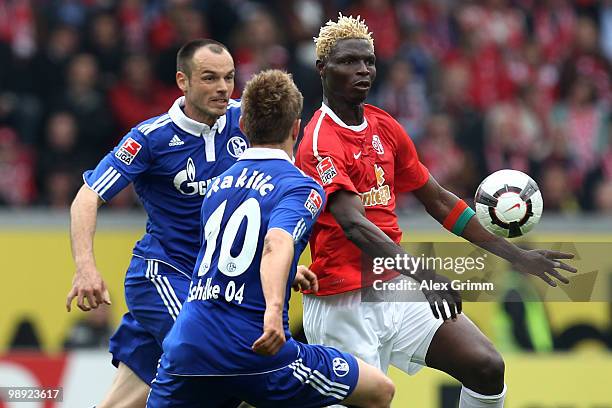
[207,105,228,117]
[347,87,370,103]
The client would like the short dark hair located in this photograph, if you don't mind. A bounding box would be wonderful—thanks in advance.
[176,39,229,77]
[241,70,303,145]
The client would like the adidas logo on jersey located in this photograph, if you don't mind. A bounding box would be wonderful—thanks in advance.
[169,135,185,146]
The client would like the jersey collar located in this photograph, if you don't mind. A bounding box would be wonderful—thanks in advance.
[168,96,227,137]
[238,147,293,162]
[320,102,368,132]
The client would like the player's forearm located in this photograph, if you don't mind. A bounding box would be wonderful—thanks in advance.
[331,191,430,281]
[421,184,523,264]
[70,185,103,271]
[342,215,402,258]
[260,230,294,311]
[461,218,523,263]
[341,216,437,279]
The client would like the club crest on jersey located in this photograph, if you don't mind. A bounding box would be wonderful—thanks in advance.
[372,135,384,155]
[304,189,323,218]
[115,137,142,165]
[227,136,248,158]
[332,357,350,377]
[316,157,337,185]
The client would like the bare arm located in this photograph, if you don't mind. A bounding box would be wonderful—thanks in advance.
[252,229,294,355]
[71,185,104,272]
[328,190,461,319]
[413,176,576,286]
[328,190,409,265]
[66,185,111,311]
[412,176,523,261]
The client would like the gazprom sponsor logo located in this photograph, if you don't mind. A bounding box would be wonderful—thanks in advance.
[173,157,214,196]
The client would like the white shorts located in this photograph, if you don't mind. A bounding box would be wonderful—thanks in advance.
[303,276,444,375]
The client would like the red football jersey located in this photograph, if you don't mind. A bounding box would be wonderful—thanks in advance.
[295,103,430,295]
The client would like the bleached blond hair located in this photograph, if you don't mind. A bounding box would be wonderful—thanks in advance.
[314,14,374,60]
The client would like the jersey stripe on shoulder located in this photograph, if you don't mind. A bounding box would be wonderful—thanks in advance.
[312,109,327,162]
[142,117,172,135]
[137,114,170,134]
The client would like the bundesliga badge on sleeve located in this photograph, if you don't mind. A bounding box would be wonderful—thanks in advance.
[316,157,338,185]
[115,137,142,165]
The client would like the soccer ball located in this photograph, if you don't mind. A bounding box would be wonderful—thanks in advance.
[474,169,543,238]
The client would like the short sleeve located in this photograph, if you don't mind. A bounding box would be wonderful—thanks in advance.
[296,125,358,198]
[394,123,429,193]
[83,129,152,201]
[268,182,326,243]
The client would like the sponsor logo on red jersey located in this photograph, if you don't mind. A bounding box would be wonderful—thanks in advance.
[115,137,142,165]
[360,165,391,206]
[316,157,337,185]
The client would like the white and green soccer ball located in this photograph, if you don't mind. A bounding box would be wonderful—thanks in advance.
[474,169,543,238]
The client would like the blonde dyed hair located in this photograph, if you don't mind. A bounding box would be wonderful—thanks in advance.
[241,70,303,145]
[314,14,374,60]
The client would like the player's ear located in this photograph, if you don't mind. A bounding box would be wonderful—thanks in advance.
[292,119,301,141]
[316,59,325,77]
[176,71,188,93]
[239,115,245,134]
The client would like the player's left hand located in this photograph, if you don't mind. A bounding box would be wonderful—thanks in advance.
[252,309,285,356]
[419,273,463,321]
[293,265,318,293]
[511,249,577,287]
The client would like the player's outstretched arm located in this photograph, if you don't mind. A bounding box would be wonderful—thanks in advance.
[66,184,111,312]
[252,229,294,356]
[413,175,577,287]
[328,190,461,320]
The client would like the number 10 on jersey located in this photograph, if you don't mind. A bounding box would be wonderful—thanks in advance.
[188,198,261,304]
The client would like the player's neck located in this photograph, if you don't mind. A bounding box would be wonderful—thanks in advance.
[323,96,365,126]
[252,142,293,160]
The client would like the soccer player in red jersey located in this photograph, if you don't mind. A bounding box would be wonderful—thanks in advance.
[295,15,577,408]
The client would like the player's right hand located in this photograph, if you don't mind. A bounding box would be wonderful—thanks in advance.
[66,267,111,312]
[252,309,285,356]
[293,265,319,293]
[419,273,462,321]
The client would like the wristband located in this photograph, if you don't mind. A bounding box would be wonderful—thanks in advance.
[443,200,475,236]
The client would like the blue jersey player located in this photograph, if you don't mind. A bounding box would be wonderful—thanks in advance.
[66,39,247,408]
[147,70,395,408]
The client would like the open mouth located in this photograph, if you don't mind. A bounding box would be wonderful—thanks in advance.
[353,80,371,90]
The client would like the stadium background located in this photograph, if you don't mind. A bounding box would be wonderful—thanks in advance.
[1,0,612,407]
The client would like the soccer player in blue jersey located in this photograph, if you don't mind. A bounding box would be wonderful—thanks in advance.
[65,39,249,407]
[146,70,395,408]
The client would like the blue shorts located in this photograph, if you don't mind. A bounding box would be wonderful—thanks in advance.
[146,343,360,408]
[109,256,191,384]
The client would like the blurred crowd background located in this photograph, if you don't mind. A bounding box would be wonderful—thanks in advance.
[2,0,612,213]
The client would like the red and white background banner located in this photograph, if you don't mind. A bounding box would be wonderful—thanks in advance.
[0,351,114,408]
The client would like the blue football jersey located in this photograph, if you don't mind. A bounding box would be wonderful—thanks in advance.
[162,147,325,375]
[83,97,248,276]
